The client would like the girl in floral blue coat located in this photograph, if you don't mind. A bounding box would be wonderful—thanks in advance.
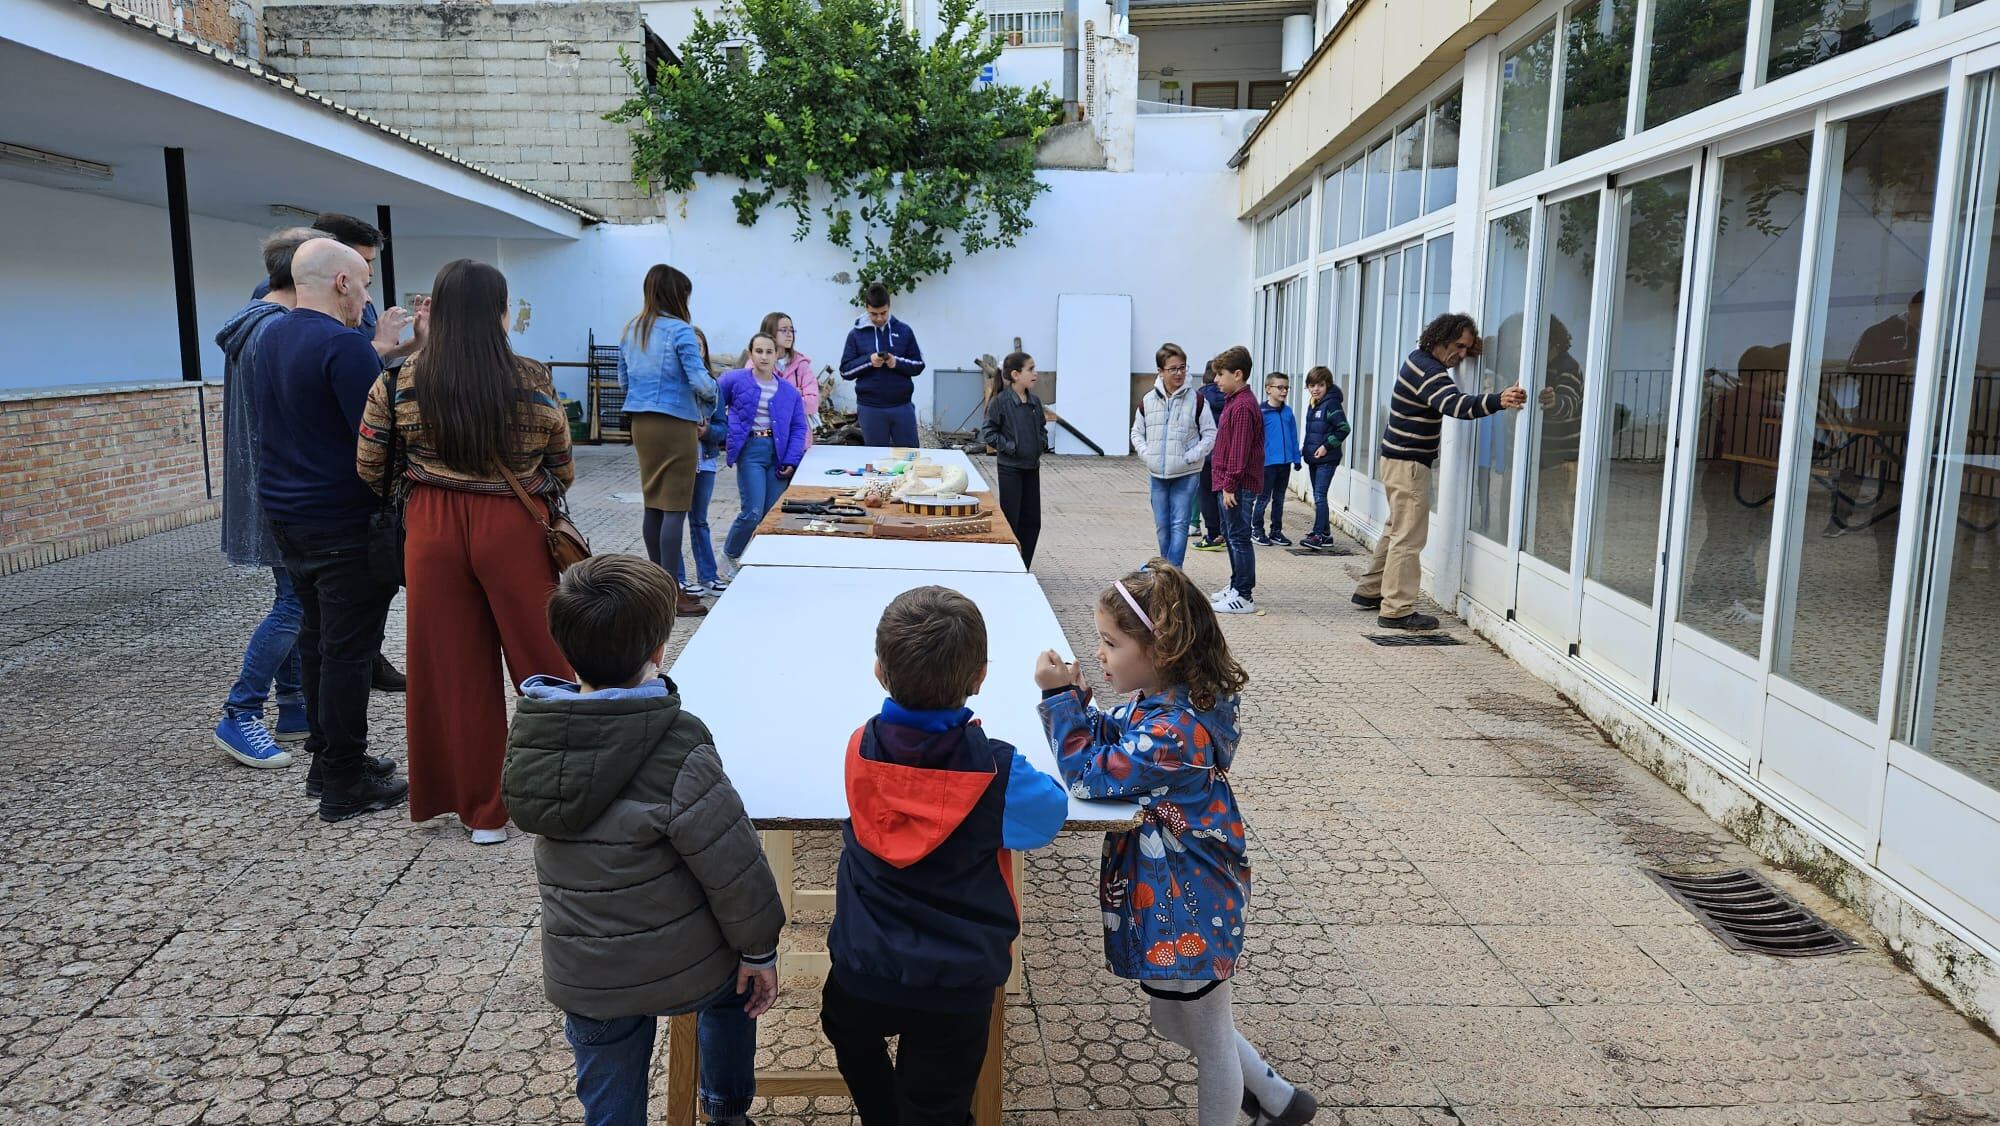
[1036,560,1319,1126]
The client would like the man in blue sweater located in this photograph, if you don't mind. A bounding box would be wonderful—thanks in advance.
[838,284,927,446]
[254,238,410,822]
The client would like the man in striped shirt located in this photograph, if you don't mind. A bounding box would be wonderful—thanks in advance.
[1354,313,1526,630]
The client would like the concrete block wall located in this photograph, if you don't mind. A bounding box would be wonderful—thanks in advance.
[0,383,225,575]
[263,3,655,222]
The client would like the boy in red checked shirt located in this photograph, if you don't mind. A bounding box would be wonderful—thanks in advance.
[1206,346,1264,615]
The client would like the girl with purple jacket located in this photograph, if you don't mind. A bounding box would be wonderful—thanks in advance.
[719,332,811,565]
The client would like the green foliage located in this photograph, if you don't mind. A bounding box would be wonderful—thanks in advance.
[608,0,1063,298]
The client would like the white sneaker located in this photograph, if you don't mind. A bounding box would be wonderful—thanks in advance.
[1211,584,1234,601]
[469,827,508,845]
[1212,591,1256,615]
[679,580,705,596]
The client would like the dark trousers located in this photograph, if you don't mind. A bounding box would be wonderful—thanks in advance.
[1309,462,1337,536]
[1251,464,1292,536]
[271,521,397,784]
[1198,459,1221,540]
[860,402,919,446]
[997,464,1042,568]
[820,976,993,1126]
[1219,491,1256,599]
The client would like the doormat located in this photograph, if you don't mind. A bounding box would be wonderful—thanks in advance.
[1365,633,1464,646]
[1285,547,1353,557]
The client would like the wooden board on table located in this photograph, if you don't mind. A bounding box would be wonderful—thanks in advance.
[755,486,1020,547]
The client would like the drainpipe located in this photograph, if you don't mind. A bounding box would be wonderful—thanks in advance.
[1063,0,1079,119]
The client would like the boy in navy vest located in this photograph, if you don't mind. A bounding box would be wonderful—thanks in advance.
[822,586,1067,1125]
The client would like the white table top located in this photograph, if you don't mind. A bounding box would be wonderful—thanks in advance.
[739,534,1025,573]
[669,566,1132,829]
[796,445,991,493]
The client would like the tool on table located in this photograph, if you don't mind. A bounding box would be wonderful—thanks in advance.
[781,499,867,518]
[872,514,994,540]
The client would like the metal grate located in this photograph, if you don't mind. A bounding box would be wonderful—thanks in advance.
[1285,547,1353,557]
[1365,633,1463,646]
[1646,869,1857,957]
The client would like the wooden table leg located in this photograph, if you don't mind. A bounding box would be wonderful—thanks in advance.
[761,830,795,917]
[666,1012,699,1126]
[972,986,1006,1125]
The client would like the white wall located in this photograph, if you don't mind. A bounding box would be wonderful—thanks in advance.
[0,178,275,390]
[1135,23,1283,107]
[993,43,1064,93]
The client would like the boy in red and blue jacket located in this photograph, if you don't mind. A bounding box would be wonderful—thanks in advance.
[1207,346,1265,615]
[822,585,1066,1125]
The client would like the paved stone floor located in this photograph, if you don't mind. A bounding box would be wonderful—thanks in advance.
[1,446,1997,1125]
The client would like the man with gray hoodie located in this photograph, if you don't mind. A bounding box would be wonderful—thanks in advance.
[505,554,785,1126]
[1129,342,1217,568]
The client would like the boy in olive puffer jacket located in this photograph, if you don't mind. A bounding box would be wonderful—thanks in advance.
[505,554,785,1126]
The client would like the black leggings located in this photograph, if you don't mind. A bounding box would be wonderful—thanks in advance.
[998,464,1042,568]
[1198,458,1222,540]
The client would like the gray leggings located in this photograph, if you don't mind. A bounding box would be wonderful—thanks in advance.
[1144,980,1293,1126]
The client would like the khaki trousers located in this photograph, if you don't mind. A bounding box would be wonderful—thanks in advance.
[1355,457,1431,618]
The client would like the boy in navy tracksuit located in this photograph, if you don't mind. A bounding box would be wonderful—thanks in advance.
[838,284,928,447]
[822,586,1066,1125]
[1251,372,1302,546]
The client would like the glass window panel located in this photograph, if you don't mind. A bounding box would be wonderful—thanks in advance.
[1378,251,1408,460]
[1365,140,1393,236]
[1767,0,1916,81]
[1337,262,1364,474]
[1473,211,1533,541]
[1428,89,1462,212]
[1393,116,1427,228]
[1318,266,1336,367]
[1425,234,1455,512]
[1776,95,1944,719]
[1358,257,1384,470]
[1679,134,1813,657]
[1559,0,1635,163]
[1341,160,1365,244]
[1527,193,1600,568]
[1956,0,1988,10]
[1322,173,1342,253]
[1588,168,1695,603]
[1644,0,1749,130]
[1496,22,1558,186]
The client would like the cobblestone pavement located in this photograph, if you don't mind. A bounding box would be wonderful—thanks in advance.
[2,446,1997,1125]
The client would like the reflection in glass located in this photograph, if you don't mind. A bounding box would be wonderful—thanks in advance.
[1559,0,1635,163]
[1322,173,1342,253]
[1767,0,1915,81]
[1336,263,1363,474]
[1473,211,1533,542]
[1588,169,1694,604]
[1528,193,1599,568]
[1679,135,1812,657]
[1358,257,1383,472]
[1644,0,1749,130]
[1777,95,1943,720]
[1393,116,1427,228]
[1497,22,1558,185]
[1429,89,1462,212]
[1365,140,1393,237]
[1425,235,1455,512]
[1341,160,1365,245]
[1377,251,1409,460]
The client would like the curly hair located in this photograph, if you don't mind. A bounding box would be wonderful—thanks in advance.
[1096,560,1248,711]
[1417,313,1481,355]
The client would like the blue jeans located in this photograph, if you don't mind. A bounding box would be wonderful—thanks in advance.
[1309,462,1337,537]
[723,437,786,559]
[225,567,304,718]
[1149,473,1202,568]
[1250,464,1292,537]
[566,977,756,1125]
[672,470,720,586]
[1220,492,1256,599]
[859,402,918,446]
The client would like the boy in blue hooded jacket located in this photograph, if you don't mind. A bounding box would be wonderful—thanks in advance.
[1251,372,1303,546]
[822,585,1066,1125]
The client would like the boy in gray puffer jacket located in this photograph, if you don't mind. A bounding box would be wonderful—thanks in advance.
[505,554,785,1126]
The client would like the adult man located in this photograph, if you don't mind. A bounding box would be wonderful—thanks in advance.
[838,284,927,446]
[255,238,410,822]
[213,226,320,771]
[1130,342,1216,567]
[1353,313,1526,631]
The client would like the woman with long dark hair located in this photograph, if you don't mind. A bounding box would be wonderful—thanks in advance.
[358,258,574,845]
[621,265,714,618]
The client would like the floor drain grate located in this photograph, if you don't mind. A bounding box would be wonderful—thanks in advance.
[1646,868,1858,957]
[1286,547,1354,557]
[1365,633,1464,646]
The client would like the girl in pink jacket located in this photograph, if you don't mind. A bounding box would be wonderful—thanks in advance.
[761,312,819,448]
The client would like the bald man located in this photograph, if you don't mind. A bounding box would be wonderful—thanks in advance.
[253,237,409,823]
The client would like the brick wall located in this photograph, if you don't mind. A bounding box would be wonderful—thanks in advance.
[0,383,224,574]
[263,3,654,222]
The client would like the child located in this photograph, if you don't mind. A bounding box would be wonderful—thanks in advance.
[503,554,785,1126]
[1193,361,1228,552]
[719,332,812,568]
[1298,367,1350,551]
[1207,347,1264,615]
[675,328,729,597]
[1033,561,1317,1126]
[980,351,1050,567]
[1251,372,1302,547]
[822,586,1067,1126]
[1130,342,1216,568]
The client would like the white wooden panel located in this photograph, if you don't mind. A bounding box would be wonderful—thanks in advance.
[1666,639,1757,763]
[1579,582,1655,691]
[1462,534,1512,612]
[1880,768,2000,946]
[1758,693,1874,841]
[1514,558,1571,649]
[1051,294,1135,455]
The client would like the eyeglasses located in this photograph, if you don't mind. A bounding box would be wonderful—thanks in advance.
[1163,364,1188,374]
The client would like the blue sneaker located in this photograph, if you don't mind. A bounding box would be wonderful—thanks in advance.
[274,699,309,745]
[215,713,293,770]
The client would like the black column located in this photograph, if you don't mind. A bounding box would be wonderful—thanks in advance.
[376,204,397,309]
[165,148,201,383]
